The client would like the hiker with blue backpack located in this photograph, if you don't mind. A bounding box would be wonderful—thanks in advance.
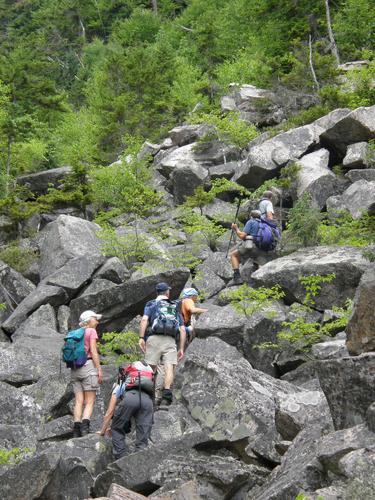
[229,209,280,285]
[139,282,186,408]
[62,310,103,438]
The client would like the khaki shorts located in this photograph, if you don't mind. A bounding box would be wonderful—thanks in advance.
[144,335,177,366]
[71,359,99,393]
[236,237,254,256]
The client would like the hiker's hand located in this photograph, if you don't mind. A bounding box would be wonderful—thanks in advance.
[98,369,103,384]
[177,349,184,362]
[231,223,238,231]
[139,338,146,353]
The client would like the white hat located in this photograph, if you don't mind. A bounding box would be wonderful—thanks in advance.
[79,310,102,324]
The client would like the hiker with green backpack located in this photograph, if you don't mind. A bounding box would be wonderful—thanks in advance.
[62,310,103,438]
[139,282,186,408]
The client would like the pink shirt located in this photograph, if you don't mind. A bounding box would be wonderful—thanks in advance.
[84,328,99,358]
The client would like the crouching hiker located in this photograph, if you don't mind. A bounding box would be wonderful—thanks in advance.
[181,288,208,344]
[111,361,154,460]
[139,282,186,408]
[62,310,103,438]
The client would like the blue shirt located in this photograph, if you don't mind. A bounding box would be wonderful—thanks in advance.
[243,219,259,237]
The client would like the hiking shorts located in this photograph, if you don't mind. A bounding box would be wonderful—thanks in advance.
[71,359,99,393]
[144,335,177,366]
[236,237,255,256]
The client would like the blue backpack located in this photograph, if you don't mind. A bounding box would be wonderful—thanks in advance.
[149,299,181,338]
[62,327,87,369]
[254,218,280,252]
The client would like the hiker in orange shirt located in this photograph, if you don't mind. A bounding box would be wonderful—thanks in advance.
[181,288,208,345]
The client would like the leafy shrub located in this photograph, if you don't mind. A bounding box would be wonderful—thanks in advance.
[177,210,226,250]
[0,447,33,465]
[318,211,375,247]
[284,193,322,248]
[0,244,38,273]
[299,273,336,307]
[99,331,139,366]
[222,283,285,318]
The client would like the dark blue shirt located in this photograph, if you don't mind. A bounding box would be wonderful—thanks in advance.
[243,218,259,237]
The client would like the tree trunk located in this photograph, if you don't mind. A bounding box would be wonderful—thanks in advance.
[325,0,340,66]
[5,135,13,195]
[309,35,320,90]
[151,0,157,14]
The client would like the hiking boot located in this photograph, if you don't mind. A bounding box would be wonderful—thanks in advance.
[73,421,82,438]
[81,419,90,436]
[160,389,173,408]
[233,270,243,285]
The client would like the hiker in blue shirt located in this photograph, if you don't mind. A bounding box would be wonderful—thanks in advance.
[229,210,261,285]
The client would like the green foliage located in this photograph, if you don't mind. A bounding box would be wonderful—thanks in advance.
[299,273,336,307]
[177,209,226,250]
[99,331,139,366]
[0,447,33,465]
[98,225,157,268]
[190,111,258,148]
[318,211,375,247]
[363,249,375,262]
[284,193,322,248]
[222,284,285,318]
[0,244,38,274]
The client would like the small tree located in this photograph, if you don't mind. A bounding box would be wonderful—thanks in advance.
[285,193,322,247]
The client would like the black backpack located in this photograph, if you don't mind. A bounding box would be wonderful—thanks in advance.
[149,299,181,337]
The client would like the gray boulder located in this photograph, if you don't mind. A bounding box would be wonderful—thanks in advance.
[209,161,238,180]
[38,215,102,279]
[320,105,375,155]
[233,109,350,188]
[252,246,369,309]
[93,257,130,284]
[343,141,373,169]
[316,353,375,429]
[45,255,105,297]
[170,162,209,204]
[201,199,237,227]
[37,415,74,442]
[311,338,349,360]
[0,435,113,500]
[330,179,375,218]
[295,149,340,209]
[16,166,72,195]
[345,168,375,183]
[78,278,118,297]
[69,269,189,332]
[175,338,331,463]
[346,266,375,355]
[1,284,68,334]
[12,303,57,341]
[195,304,246,346]
[169,124,212,147]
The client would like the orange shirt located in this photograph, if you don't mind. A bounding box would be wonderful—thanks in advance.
[181,298,195,325]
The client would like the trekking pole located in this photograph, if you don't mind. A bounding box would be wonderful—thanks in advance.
[225,196,242,258]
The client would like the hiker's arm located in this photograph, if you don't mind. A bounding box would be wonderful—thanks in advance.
[231,223,247,240]
[177,326,186,361]
[98,394,117,436]
[266,210,273,220]
[190,305,208,315]
[90,337,103,384]
[139,315,149,353]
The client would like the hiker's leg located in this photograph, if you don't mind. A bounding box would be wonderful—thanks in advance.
[154,364,165,406]
[230,249,241,270]
[73,390,84,422]
[163,363,174,390]
[82,390,96,420]
[112,394,136,459]
[135,392,153,450]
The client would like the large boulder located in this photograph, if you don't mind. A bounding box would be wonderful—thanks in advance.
[1,284,68,334]
[320,105,375,156]
[252,246,369,309]
[93,433,269,499]
[0,260,36,326]
[343,141,373,169]
[12,303,57,341]
[295,149,340,209]
[346,265,375,355]
[169,124,212,147]
[346,168,375,183]
[174,337,332,463]
[45,255,105,297]
[316,353,375,430]
[69,269,189,332]
[93,257,130,284]
[233,109,350,188]
[326,179,375,218]
[170,163,209,204]
[195,304,246,346]
[38,215,102,279]
[16,166,72,195]
[0,435,113,500]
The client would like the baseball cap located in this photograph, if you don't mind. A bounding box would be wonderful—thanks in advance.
[182,287,198,298]
[79,310,102,324]
[155,282,171,293]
